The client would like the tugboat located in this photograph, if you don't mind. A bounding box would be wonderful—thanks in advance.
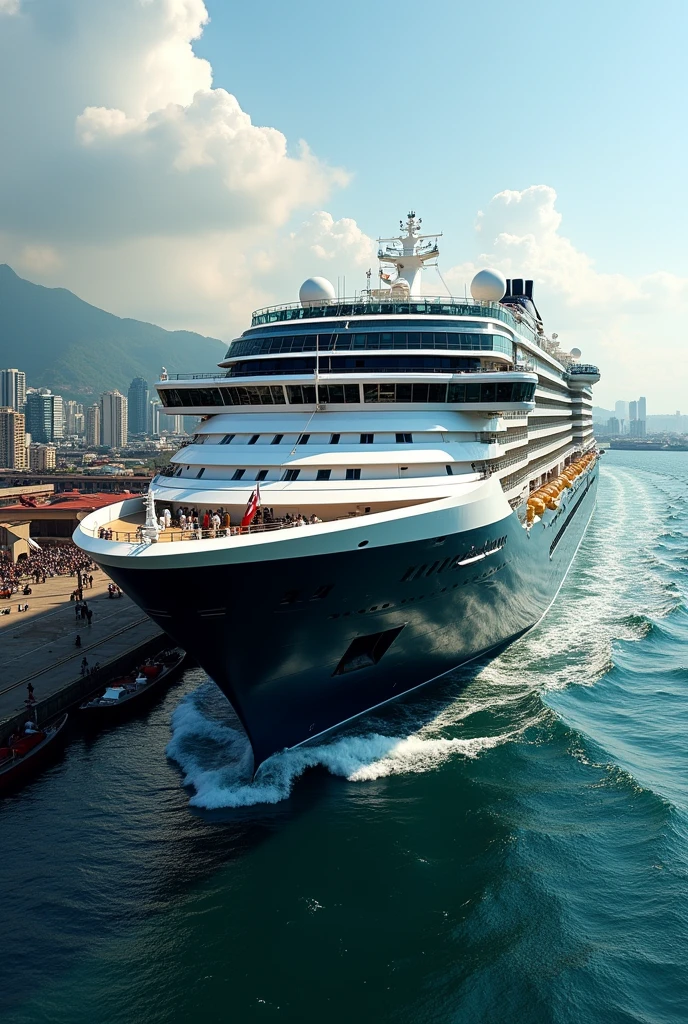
[0,713,69,793]
[80,649,184,720]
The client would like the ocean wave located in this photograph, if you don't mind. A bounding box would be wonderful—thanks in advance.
[166,685,514,808]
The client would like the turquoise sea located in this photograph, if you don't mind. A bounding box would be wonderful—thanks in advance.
[2,450,687,1023]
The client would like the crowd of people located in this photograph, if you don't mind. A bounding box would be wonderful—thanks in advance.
[149,505,323,539]
[0,544,96,596]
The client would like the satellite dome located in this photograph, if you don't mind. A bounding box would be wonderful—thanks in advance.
[299,277,336,307]
[569,347,582,360]
[470,269,506,302]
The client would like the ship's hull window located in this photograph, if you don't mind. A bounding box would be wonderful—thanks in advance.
[333,625,406,675]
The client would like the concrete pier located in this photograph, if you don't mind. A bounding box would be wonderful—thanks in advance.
[0,568,167,734]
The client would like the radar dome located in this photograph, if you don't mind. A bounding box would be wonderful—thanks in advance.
[470,269,507,302]
[570,347,582,360]
[299,277,336,307]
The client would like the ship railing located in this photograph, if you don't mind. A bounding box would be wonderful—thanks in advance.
[86,518,342,544]
[162,365,522,382]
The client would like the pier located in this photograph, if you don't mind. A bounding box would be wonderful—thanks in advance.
[0,569,167,736]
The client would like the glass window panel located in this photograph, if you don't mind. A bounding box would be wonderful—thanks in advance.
[366,333,380,348]
[396,383,412,402]
[465,383,481,402]
[353,335,366,348]
[434,333,448,347]
[380,333,393,345]
[287,386,302,404]
[271,386,286,404]
[480,382,496,402]
[363,385,378,403]
[412,384,429,402]
[428,383,447,403]
[316,469,331,480]
[496,382,512,402]
[378,384,396,403]
[407,332,421,346]
[448,383,465,402]
[344,384,360,403]
[302,385,316,403]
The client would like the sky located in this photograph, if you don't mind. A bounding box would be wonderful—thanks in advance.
[0,0,686,411]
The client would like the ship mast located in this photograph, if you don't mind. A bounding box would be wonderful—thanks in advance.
[377,212,441,299]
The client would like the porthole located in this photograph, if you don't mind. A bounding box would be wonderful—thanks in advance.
[358,540,369,547]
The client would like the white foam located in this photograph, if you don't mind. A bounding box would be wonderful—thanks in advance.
[166,685,513,808]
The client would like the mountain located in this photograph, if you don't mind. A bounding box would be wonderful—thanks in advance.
[0,264,226,401]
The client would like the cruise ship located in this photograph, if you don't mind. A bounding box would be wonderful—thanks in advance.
[74,214,601,769]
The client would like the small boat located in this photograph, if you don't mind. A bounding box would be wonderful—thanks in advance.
[0,713,69,793]
[79,648,185,718]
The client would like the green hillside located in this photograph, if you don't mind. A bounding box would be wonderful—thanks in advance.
[0,264,226,401]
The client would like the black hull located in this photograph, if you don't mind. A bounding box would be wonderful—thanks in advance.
[103,469,598,767]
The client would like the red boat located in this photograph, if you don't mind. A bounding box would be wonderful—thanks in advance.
[0,714,69,792]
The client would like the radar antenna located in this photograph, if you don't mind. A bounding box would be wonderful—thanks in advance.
[377,212,442,299]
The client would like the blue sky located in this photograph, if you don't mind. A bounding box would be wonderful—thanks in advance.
[0,0,685,410]
[198,0,688,277]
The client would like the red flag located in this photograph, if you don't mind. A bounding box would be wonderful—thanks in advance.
[241,482,260,528]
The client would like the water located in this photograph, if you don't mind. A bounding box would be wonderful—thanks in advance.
[2,450,687,1023]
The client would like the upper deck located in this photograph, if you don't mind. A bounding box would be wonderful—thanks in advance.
[249,294,536,339]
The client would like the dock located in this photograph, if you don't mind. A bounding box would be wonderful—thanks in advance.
[0,568,168,736]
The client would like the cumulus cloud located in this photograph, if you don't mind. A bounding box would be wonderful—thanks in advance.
[444,185,688,409]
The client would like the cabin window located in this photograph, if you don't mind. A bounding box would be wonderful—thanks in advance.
[220,434,234,445]
[360,433,374,444]
[248,434,260,445]
[330,434,341,444]
[196,467,205,479]
[317,469,331,481]
[283,468,301,481]
[298,434,310,445]
[232,469,245,480]
[446,465,454,475]
[255,470,268,481]
[346,468,361,480]
[271,434,284,444]
[396,433,412,443]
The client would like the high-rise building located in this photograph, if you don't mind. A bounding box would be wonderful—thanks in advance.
[163,414,185,435]
[149,399,162,436]
[86,403,101,446]
[100,390,128,448]
[64,400,84,436]
[0,407,28,468]
[614,400,628,433]
[0,369,26,411]
[638,396,647,437]
[606,417,620,434]
[25,390,64,443]
[127,377,149,435]
[29,443,57,471]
